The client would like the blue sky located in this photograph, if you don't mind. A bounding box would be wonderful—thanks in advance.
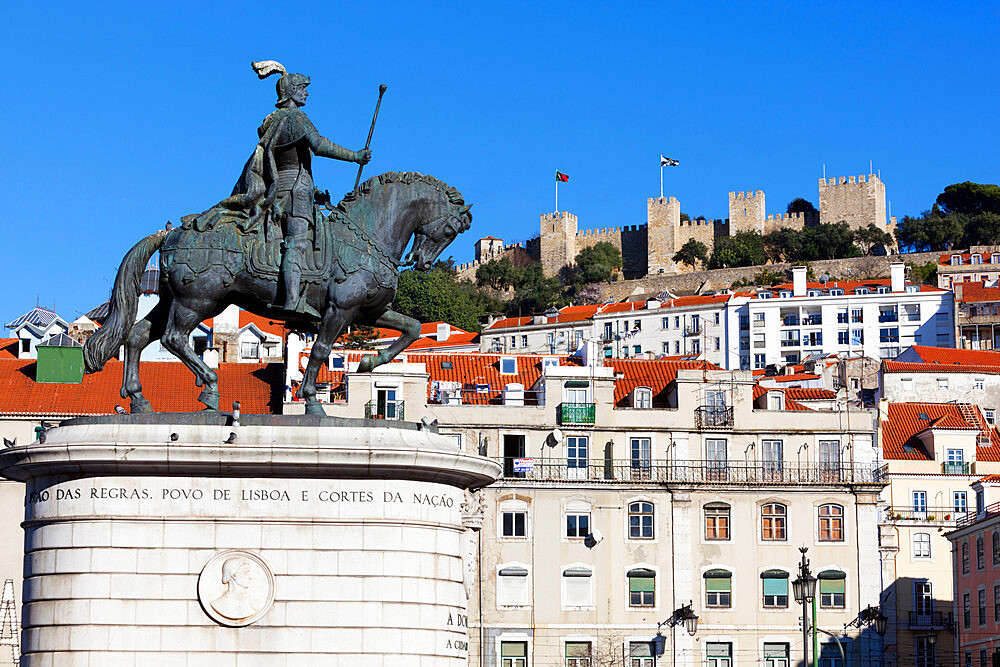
[2,1,998,322]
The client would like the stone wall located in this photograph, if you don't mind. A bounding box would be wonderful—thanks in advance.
[594,250,945,301]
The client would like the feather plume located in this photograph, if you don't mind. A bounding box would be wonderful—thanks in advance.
[251,60,287,79]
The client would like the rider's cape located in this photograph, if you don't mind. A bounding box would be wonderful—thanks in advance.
[181,108,313,234]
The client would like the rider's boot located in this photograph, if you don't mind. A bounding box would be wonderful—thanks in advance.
[274,246,321,319]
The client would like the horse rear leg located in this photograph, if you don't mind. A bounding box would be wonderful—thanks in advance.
[300,304,358,416]
[121,299,169,413]
[161,301,220,411]
[357,310,421,373]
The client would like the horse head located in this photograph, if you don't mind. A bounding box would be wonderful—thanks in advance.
[404,189,472,270]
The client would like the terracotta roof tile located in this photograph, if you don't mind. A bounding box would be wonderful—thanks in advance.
[909,345,1000,366]
[751,279,944,297]
[956,281,1000,303]
[785,388,837,400]
[0,339,18,360]
[0,360,281,416]
[238,312,286,338]
[604,358,718,406]
[881,402,1000,461]
[939,252,1000,265]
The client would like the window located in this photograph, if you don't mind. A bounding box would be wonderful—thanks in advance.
[630,438,651,479]
[879,327,899,343]
[501,500,528,538]
[754,353,766,369]
[938,377,950,390]
[674,316,680,328]
[661,317,669,330]
[629,642,654,667]
[965,592,972,628]
[985,409,997,425]
[830,288,844,296]
[521,335,527,347]
[981,649,988,667]
[633,387,652,408]
[818,504,844,541]
[952,254,963,265]
[562,567,593,608]
[707,642,732,667]
[762,503,787,540]
[497,566,529,607]
[914,580,933,614]
[566,641,591,667]
[913,491,927,516]
[691,339,700,354]
[851,308,863,323]
[501,641,527,667]
[980,588,988,625]
[963,542,970,573]
[714,337,720,351]
[954,490,967,514]
[661,342,670,356]
[994,532,1000,565]
[704,569,732,607]
[915,635,935,667]
[705,503,730,540]
[500,356,517,374]
[706,437,728,477]
[628,568,655,607]
[753,333,766,348]
[762,570,789,608]
[819,571,846,608]
[973,254,984,265]
[900,377,913,392]
[764,643,790,667]
[565,507,590,539]
[715,312,721,325]
[566,436,588,478]
[673,340,680,354]
[510,336,517,348]
[913,532,931,558]
[976,378,986,391]
[995,584,1000,622]
[837,330,848,345]
[978,536,986,570]
[240,340,259,359]
[629,501,654,539]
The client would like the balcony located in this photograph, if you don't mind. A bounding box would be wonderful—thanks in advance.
[782,317,799,327]
[879,312,899,323]
[908,611,955,631]
[694,406,734,429]
[559,402,596,425]
[884,506,966,522]
[780,339,800,348]
[685,324,701,336]
[365,400,405,420]
[753,319,767,328]
[957,501,1000,529]
[492,458,887,486]
[943,461,971,474]
[802,316,823,326]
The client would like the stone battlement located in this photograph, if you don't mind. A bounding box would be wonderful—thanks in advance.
[820,173,881,187]
[729,190,765,200]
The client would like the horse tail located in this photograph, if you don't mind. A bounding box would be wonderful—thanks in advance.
[83,230,168,374]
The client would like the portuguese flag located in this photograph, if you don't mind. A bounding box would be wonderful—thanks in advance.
[555,171,569,182]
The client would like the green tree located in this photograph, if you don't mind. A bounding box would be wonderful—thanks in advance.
[573,242,622,284]
[395,262,498,332]
[787,198,818,215]
[853,223,895,255]
[962,212,1000,246]
[895,209,965,251]
[340,325,380,349]
[936,182,1000,216]
[798,222,861,260]
[672,238,709,269]
[763,228,803,263]
[506,263,568,315]
[709,231,766,269]
[907,261,938,286]
[475,257,518,291]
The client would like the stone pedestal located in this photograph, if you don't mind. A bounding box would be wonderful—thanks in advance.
[0,414,499,666]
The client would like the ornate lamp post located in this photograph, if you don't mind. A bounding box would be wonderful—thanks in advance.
[653,602,699,664]
[792,547,817,667]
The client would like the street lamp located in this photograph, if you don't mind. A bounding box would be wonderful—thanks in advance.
[654,603,699,664]
[847,604,888,637]
[793,547,817,667]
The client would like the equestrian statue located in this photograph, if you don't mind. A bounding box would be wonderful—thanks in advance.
[83,61,472,415]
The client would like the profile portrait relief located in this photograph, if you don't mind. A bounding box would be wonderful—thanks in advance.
[198,550,274,627]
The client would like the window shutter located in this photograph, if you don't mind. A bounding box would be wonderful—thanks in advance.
[762,576,787,597]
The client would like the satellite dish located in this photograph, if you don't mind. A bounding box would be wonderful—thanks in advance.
[550,428,564,445]
[819,274,830,284]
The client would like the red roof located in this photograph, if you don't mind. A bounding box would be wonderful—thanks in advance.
[238,311,286,338]
[881,402,1000,460]
[939,252,1000,266]
[956,281,1000,303]
[404,332,479,350]
[978,474,1000,484]
[486,306,602,330]
[751,279,943,297]
[604,358,718,406]
[0,339,18,360]
[770,373,821,383]
[751,383,811,411]
[0,359,281,416]
[785,388,837,401]
[911,345,1000,366]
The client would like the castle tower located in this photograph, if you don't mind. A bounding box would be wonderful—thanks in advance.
[539,211,578,277]
[647,196,681,274]
[474,236,504,262]
[818,174,888,230]
[728,190,766,235]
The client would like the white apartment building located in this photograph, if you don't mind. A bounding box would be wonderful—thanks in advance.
[739,264,954,370]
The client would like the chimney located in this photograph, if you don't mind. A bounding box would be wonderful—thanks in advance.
[955,283,964,301]
[436,322,450,341]
[203,347,220,369]
[890,262,905,293]
[792,266,806,297]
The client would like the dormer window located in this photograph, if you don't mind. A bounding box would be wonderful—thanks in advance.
[951,255,963,265]
[972,254,983,265]
[758,291,773,299]
[634,387,653,409]
[830,288,844,296]
[876,286,889,294]
[780,291,792,298]
[542,357,560,370]
[855,288,869,295]
[807,290,821,297]
[905,285,920,293]
[767,391,785,411]
[330,355,345,370]
[500,356,517,375]
[992,254,1000,264]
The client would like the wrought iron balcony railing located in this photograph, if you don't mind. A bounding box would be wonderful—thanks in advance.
[943,461,971,474]
[365,400,405,420]
[908,611,954,631]
[685,324,701,336]
[694,406,734,429]
[492,458,887,486]
[559,402,596,425]
[883,506,966,522]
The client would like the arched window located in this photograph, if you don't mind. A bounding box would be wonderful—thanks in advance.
[761,503,787,540]
[761,569,789,608]
[818,570,846,608]
[818,504,844,541]
[913,532,931,559]
[628,501,654,539]
[704,569,732,608]
[627,568,655,607]
[705,503,731,540]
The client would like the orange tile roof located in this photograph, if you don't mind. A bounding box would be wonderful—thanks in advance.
[910,345,1000,366]
[785,388,837,400]
[881,402,1000,460]
[978,474,1000,484]
[956,281,1000,303]
[752,279,944,297]
[604,358,718,406]
[751,383,812,411]
[770,373,821,383]
[404,332,479,350]
[883,360,1000,375]
[238,311,286,338]
[0,360,281,416]
[939,252,1000,266]
[0,339,18,360]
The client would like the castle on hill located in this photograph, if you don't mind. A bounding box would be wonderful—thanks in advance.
[456,173,897,281]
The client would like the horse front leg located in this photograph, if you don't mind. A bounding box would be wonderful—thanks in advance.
[121,300,169,413]
[357,309,421,373]
[300,303,357,416]
[161,301,220,410]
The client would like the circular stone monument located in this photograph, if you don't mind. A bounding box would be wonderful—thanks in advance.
[0,414,499,666]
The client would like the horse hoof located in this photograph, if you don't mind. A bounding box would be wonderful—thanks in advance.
[198,389,220,411]
[304,402,326,416]
[130,397,152,414]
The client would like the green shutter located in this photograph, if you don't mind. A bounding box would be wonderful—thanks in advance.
[821,578,845,595]
[565,380,590,388]
[501,642,526,658]
[566,642,590,658]
[763,576,787,597]
[630,577,655,593]
[706,576,731,592]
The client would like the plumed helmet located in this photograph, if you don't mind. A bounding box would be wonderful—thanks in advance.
[251,60,310,107]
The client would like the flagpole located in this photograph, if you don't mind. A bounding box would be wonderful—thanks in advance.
[555,177,559,213]
[660,162,664,199]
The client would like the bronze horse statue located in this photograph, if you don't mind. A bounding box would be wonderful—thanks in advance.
[83,172,471,415]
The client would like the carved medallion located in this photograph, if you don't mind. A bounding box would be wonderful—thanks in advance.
[197,550,275,627]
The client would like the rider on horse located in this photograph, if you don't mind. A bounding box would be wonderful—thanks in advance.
[183,60,371,319]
